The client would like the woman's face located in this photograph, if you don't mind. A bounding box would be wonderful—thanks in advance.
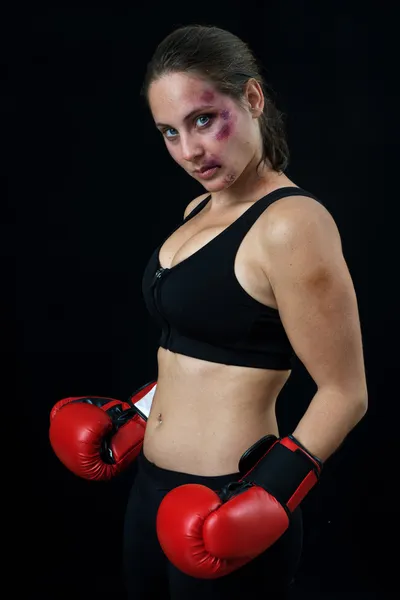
[148,72,264,193]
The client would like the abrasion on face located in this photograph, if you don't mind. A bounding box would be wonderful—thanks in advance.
[216,109,234,141]
[200,90,215,104]
[197,88,235,141]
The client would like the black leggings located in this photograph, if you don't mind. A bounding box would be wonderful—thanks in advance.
[123,449,303,599]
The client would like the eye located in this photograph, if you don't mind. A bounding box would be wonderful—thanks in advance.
[163,127,178,140]
[195,114,212,128]
[161,114,214,141]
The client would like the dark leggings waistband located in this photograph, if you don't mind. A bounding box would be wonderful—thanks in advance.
[137,447,240,490]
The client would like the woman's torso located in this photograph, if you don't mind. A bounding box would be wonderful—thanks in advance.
[143,186,295,475]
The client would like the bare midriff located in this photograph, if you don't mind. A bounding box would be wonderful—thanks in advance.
[143,347,291,476]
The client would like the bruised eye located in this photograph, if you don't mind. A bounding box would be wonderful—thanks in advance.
[195,114,211,127]
[162,114,213,140]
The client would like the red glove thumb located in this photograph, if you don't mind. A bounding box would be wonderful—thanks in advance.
[156,483,251,578]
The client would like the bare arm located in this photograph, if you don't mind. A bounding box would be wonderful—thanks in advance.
[262,196,368,462]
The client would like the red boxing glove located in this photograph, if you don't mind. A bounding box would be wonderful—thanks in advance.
[156,434,322,579]
[49,380,156,481]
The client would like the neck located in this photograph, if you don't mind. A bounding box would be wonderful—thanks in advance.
[209,163,294,210]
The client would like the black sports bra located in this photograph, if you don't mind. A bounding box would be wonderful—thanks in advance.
[142,187,321,369]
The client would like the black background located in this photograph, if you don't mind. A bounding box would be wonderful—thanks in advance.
[9,2,398,598]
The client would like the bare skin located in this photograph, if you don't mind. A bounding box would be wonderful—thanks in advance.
[143,73,367,475]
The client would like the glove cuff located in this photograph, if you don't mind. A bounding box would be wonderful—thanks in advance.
[128,381,157,420]
[241,435,322,513]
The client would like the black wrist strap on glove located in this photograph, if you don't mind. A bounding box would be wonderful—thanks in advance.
[233,434,323,513]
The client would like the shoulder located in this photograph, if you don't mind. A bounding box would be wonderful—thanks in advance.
[183,192,211,219]
[260,193,341,254]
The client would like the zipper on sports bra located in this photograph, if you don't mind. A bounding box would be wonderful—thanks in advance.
[151,267,171,346]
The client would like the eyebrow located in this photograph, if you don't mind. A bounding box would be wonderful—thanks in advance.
[155,105,215,128]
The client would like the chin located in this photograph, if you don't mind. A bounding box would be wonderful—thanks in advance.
[201,182,225,193]
[203,175,237,192]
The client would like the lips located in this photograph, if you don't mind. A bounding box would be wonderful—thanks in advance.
[198,163,220,173]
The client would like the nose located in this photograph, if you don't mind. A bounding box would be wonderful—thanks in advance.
[180,133,203,163]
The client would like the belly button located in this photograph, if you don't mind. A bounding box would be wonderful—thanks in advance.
[157,412,163,425]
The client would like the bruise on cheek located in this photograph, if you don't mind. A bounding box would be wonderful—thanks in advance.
[215,109,234,141]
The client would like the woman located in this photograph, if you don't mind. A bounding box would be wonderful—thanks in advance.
[124,24,368,599]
